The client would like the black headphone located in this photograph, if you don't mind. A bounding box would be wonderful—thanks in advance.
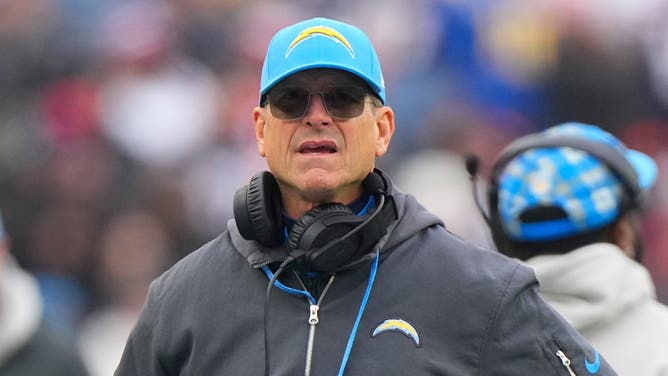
[466,133,642,257]
[233,169,397,272]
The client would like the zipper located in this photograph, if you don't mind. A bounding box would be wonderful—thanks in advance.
[304,305,319,376]
[555,349,577,376]
[309,304,320,325]
[303,275,335,376]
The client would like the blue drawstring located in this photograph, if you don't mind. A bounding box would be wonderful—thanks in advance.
[337,250,380,376]
[261,266,316,305]
[357,195,374,215]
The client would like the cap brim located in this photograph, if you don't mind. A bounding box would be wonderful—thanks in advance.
[261,62,381,95]
[626,149,657,191]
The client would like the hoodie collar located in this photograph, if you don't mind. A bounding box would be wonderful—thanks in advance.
[524,242,656,331]
[229,176,444,270]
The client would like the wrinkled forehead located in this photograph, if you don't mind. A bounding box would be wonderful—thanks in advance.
[272,68,369,90]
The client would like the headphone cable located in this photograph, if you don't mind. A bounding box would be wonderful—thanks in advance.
[263,185,389,375]
[264,256,298,376]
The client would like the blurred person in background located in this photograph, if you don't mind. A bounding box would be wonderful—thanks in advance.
[95,0,222,170]
[78,207,170,376]
[116,17,616,375]
[0,209,90,375]
[392,110,533,249]
[24,203,95,337]
[474,122,668,375]
[393,148,492,248]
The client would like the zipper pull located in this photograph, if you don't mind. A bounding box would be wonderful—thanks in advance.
[309,304,319,325]
[556,349,577,376]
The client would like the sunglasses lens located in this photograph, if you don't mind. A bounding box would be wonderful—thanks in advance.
[322,87,366,118]
[266,86,370,120]
[267,88,310,119]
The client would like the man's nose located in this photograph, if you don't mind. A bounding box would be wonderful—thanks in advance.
[303,93,331,124]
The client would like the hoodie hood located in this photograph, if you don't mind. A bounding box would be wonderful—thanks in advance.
[229,172,444,269]
[381,188,444,251]
[523,243,655,331]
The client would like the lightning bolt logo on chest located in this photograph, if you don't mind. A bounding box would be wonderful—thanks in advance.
[371,319,421,347]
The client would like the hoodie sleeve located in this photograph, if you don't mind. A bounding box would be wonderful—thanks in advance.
[479,263,618,375]
[114,278,168,376]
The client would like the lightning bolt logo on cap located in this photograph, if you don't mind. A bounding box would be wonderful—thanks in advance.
[285,25,355,58]
[260,17,386,103]
[372,319,421,347]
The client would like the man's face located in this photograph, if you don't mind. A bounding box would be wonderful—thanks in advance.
[253,69,394,216]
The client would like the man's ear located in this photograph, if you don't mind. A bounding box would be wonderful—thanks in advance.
[253,106,267,157]
[374,106,395,157]
[609,214,637,259]
[0,238,9,265]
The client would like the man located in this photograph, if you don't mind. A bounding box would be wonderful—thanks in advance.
[478,122,668,375]
[116,18,616,375]
[0,210,90,375]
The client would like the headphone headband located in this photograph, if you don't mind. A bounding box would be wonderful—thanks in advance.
[491,134,640,199]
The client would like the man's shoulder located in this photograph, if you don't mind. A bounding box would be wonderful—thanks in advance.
[152,232,237,291]
[425,226,531,279]
[389,224,536,301]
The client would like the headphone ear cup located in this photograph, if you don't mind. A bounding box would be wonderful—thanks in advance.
[233,171,284,247]
[288,202,367,271]
[288,203,355,251]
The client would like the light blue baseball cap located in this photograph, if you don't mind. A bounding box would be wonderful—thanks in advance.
[259,17,386,103]
[496,122,658,242]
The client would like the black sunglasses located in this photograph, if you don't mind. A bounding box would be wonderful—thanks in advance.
[264,86,376,120]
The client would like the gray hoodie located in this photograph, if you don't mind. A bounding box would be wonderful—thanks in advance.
[116,180,617,375]
[526,243,668,376]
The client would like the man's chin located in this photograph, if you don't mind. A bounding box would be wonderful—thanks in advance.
[298,169,337,186]
[297,175,364,205]
[298,183,337,203]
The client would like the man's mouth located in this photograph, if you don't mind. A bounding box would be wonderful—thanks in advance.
[298,141,337,154]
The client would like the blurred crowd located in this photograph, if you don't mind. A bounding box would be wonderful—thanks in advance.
[1,0,668,374]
